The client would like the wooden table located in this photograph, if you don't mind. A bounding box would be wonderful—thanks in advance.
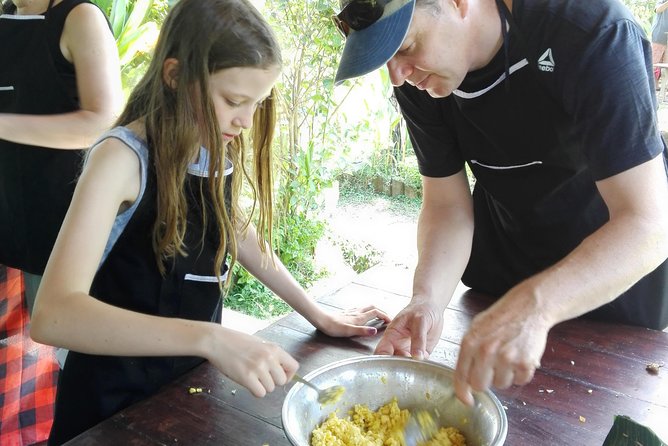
[65,265,668,445]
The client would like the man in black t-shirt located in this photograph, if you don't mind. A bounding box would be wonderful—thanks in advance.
[333,0,668,405]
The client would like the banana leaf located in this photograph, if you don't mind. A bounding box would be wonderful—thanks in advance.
[603,415,667,446]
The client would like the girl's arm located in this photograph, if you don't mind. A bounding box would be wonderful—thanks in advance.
[0,3,122,149]
[30,139,297,397]
[235,225,392,337]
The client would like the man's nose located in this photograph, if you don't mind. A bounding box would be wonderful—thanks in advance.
[387,58,411,87]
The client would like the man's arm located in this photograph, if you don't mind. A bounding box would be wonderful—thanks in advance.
[454,154,668,405]
[531,154,668,322]
[413,171,475,316]
[657,2,668,14]
[375,169,474,358]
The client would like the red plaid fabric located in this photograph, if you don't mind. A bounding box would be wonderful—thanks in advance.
[0,266,59,445]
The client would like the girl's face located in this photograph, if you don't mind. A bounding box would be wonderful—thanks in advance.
[208,66,281,142]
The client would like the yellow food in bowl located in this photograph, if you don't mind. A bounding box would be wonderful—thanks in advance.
[310,398,466,446]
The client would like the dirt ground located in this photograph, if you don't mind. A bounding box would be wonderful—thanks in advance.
[310,194,419,298]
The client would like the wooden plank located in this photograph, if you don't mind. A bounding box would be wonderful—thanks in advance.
[66,373,291,445]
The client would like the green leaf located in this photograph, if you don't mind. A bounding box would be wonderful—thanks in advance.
[90,0,113,15]
[117,21,158,66]
[125,0,153,35]
[602,415,667,446]
[109,0,128,39]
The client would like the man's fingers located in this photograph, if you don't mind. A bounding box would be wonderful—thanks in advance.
[409,316,429,360]
[374,337,395,355]
[454,375,475,406]
[492,366,514,389]
[513,362,538,385]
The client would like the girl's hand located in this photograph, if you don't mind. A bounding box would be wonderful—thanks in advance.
[316,305,392,338]
[208,329,299,398]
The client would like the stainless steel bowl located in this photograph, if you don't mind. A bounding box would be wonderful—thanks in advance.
[282,355,507,446]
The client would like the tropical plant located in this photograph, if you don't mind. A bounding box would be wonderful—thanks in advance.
[91,0,166,93]
[228,1,343,307]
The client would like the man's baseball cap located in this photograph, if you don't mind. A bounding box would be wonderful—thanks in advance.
[333,0,415,86]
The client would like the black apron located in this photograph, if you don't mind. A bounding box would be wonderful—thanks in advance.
[48,131,231,444]
[457,0,607,294]
[0,0,85,275]
[460,0,668,329]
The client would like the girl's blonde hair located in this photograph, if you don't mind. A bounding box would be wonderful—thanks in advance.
[116,0,281,281]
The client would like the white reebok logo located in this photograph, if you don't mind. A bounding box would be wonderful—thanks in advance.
[538,48,555,72]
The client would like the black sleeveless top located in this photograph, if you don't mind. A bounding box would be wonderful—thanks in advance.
[0,0,107,274]
[48,128,232,444]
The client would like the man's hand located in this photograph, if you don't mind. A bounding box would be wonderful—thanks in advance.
[374,300,444,360]
[454,287,551,406]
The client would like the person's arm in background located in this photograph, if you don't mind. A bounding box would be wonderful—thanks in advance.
[657,1,668,13]
[374,169,474,359]
[0,3,122,149]
[235,225,392,337]
[453,154,668,405]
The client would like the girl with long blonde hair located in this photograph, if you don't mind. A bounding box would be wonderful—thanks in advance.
[30,0,390,442]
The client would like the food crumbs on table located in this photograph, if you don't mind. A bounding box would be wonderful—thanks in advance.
[546,389,554,394]
[310,397,467,446]
[425,391,431,400]
[579,416,586,423]
[380,376,387,384]
[231,389,237,395]
[188,387,203,394]
[522,401,526,405]
[570,360,575,365]
[646,362,662,375]
[587,389,593,394]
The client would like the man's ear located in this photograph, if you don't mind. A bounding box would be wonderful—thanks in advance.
[162,58,179,89]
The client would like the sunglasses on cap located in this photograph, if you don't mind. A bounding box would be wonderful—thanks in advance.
[332,0,384,37]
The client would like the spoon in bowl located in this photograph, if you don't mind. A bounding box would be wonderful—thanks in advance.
[291,373,345,405]
[403,409,438,446]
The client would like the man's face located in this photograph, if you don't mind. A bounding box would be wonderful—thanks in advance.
[386,2,471,98]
